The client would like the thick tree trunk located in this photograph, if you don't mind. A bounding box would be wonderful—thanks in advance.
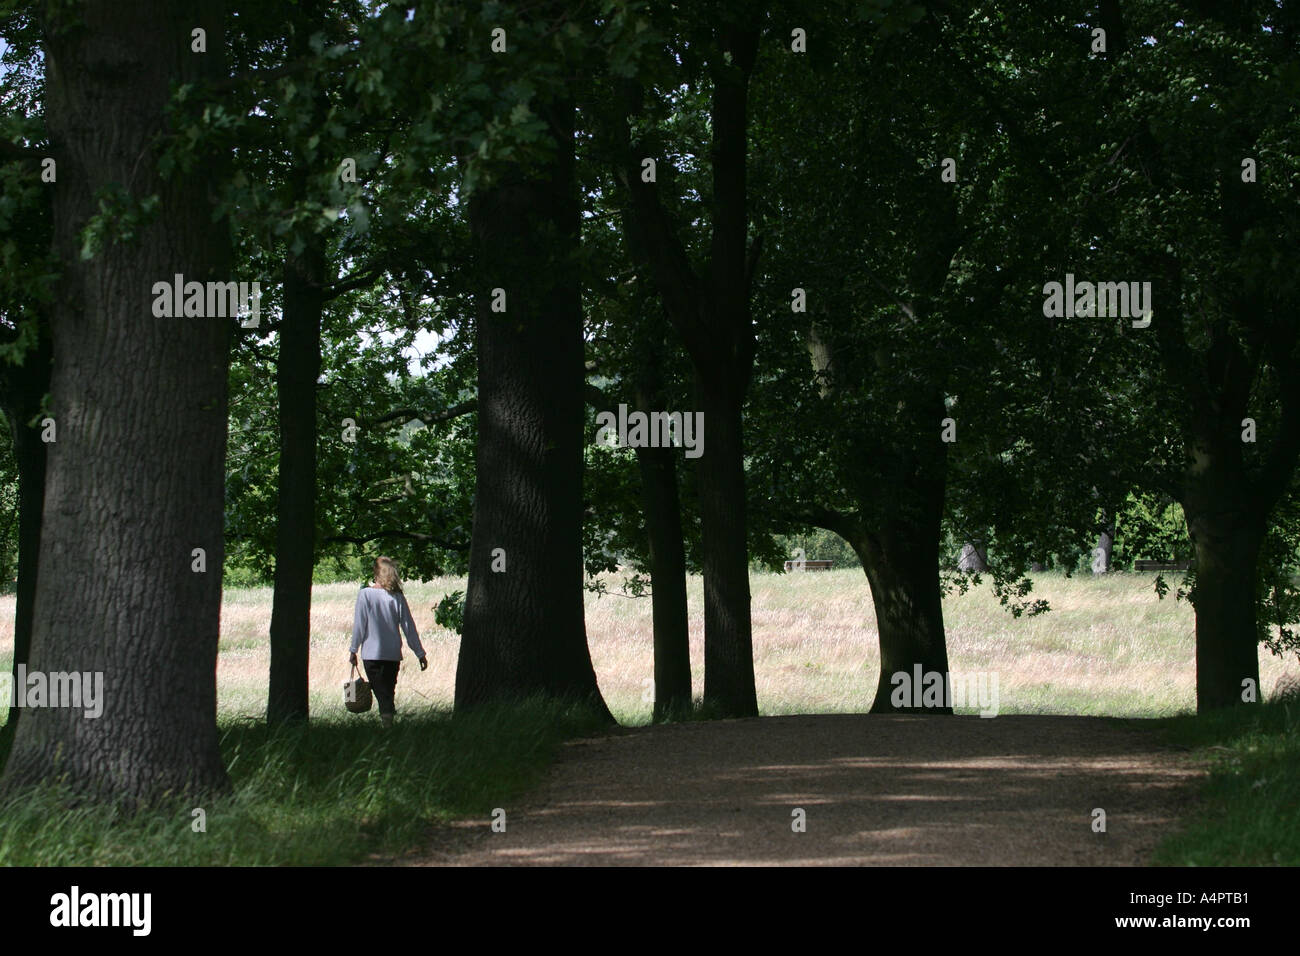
[633,379,691,721]
[454,96,611,720]
[267,238,324,726]
[877,383,952,713]
[1183,435,1263,712]
[2,323,50,733]
[1188,513,1262,711]
[805,305,956,716]
[854,469,951,714]
[2,1,231,803]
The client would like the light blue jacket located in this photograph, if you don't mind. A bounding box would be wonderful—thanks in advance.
[350,586,425,662]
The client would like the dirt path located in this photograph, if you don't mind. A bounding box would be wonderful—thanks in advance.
[416,714,1203,866]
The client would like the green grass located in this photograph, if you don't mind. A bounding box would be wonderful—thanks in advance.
[1152,687,1300,866]
[0,697,609,866]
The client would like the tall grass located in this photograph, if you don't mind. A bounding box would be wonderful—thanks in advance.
[93,568,1289,726]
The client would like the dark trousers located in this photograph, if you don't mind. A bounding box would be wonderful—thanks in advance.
[362,659,400,716]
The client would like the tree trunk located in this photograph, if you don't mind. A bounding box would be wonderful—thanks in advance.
[691,25,761,718]
[635,443,692,720]
[2,0,232,803]
[453,94,611,720]
[854,469,951,715]
[2,322,50,733]
[1098,0,1285,715]
[695,368,757,716]
[634,384,691,721]
[267,237,324,726]
[617,23,762,719]
[1188,513,1263,711]
[1183,433,1263,712]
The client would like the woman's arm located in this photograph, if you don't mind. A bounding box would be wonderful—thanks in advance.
[399,592,427,661]
[349,589,365,657]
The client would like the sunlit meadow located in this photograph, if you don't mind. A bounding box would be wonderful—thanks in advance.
[7,568,1293,728]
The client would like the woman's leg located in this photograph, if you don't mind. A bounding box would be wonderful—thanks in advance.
[363,659,399,719]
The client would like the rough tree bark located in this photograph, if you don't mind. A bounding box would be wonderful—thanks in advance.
[854,513,953,716]
[805,478,953,717]
[453,91,611,719]
[2,1,232,802]
[857,388,953,715]
[694,362,755,714]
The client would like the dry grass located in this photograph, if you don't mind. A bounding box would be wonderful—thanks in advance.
[2,569,1297,727]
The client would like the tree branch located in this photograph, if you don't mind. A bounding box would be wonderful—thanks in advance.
[616,82,707,356]
[324,264,387,300]
[361,399,476,428]
[323,529,470,551]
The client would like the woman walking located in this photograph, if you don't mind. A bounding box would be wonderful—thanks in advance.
[349,556,427,727]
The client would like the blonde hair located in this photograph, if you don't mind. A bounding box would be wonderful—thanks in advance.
[373,556,403,593]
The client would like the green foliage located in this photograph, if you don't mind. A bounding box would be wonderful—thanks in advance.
[0,31,55,368]
[1258,495,1300,663]
[770,529,860,570]
[585,572,651,600]
[434,589,465,635]
[1113,493,1190,566]
[78,187,160,261]
[747,7,1100,620]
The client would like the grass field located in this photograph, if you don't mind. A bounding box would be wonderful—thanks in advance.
[175,568,1299,724]
[0,568,1296,865]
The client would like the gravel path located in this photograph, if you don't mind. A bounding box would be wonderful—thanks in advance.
[416,714,1202,866]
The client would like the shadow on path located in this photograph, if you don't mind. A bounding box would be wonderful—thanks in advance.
[415,714,1201,866]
